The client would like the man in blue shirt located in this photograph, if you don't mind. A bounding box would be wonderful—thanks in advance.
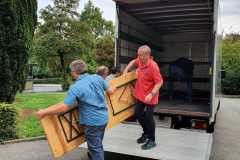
[35,59,115,160]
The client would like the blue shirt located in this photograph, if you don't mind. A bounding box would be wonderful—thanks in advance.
[64,73,109,126]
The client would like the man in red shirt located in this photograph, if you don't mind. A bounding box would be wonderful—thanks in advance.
[123,45,163,150]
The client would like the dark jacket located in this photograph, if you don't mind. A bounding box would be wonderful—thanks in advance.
[171,58,194,79]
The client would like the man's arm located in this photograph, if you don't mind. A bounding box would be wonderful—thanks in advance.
[145,81,163,102]
[151,81,163,96]
[106,86,116,95]
[35,103,69,119]
[145,64,163,102]
[123,60,136,74]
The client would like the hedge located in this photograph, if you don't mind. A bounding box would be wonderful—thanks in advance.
[0,103,18,142]
[33,78,64,84]
[221,39,240,95]
[0,0,37,103]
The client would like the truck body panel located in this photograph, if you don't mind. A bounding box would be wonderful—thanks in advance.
[113,0,221,126]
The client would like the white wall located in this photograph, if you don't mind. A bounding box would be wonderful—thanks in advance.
[118,10,161,58]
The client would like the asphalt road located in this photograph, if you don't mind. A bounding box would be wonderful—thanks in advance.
[210,98,240,160]
[0,98,239,160]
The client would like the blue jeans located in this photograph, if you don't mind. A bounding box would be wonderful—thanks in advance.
[168,65,192,102]
[84,125,106,160]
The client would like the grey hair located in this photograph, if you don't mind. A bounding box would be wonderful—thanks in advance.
[69,59,88,74]
[96,65,109,77]
[138,45,151,55]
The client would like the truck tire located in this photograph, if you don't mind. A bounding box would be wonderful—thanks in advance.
[207,123,215,133]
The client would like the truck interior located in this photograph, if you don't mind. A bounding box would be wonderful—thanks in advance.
[115,0,215,126]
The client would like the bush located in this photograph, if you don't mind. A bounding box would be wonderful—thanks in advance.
[0,103,18,142]
[221,37,240,95]
[222,70,240,95]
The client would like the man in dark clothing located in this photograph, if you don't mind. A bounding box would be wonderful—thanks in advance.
[168,57,194,103]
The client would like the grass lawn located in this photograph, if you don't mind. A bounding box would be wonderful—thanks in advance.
[14,92,65,138]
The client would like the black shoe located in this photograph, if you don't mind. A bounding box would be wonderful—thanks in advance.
[137,134,148,144]
[141,139,156,150]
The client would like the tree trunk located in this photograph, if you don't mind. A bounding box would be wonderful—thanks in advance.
[59,50,69,91]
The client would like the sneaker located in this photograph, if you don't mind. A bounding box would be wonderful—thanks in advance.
[141,139,156,150]
[137,134,148,144]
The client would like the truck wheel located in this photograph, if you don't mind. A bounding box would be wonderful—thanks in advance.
[171,116,181,129]
[158,115,165,120]
[207,123,215,133]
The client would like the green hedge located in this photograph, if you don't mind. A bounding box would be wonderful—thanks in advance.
[33,78,63,84]
[0,103,18,142]
[222,70,240,95]
[0,0,37,103]
[221,39,240,95]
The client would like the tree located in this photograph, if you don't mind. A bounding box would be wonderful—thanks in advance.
[32,0,115,89]
[0,0,37,103]
[80,1,115,68]
[33,0,96,89]
[94,35,115,68]
[80,0,114,38]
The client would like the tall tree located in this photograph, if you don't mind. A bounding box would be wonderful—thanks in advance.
[33,0,96,89]
[80,0,114,38]
[80,1,115,68]
[42,0,80,86]
[94,35,115,68]
[33,19,95,72]
[0,0,37,103]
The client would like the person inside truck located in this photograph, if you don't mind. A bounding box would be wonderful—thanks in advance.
[168,57,194,103]
[35,59,116,160]
[106,66,121,81]
[123,45,163,150]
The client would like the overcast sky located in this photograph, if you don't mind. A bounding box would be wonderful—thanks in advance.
[38,0,240,34]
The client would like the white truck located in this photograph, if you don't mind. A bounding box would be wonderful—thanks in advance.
[102,0,223,159]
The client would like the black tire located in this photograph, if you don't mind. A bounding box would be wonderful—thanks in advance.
[207,123,215,133]
[158,115,165,120]
[171,116,181,129]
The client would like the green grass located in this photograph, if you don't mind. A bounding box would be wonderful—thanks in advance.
[13,92,65,138]
[17,116,44,138]
[14,92,65,110]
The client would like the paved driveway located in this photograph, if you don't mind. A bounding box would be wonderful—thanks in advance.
[24,84,62,93]
[211,98,240,160]
[0,98,239,160]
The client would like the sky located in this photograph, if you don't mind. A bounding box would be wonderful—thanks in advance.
[220,0,240,34]
[38,0,240,34]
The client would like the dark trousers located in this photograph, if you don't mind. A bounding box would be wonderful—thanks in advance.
[135,100,155,141]
[84,125,106,160]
